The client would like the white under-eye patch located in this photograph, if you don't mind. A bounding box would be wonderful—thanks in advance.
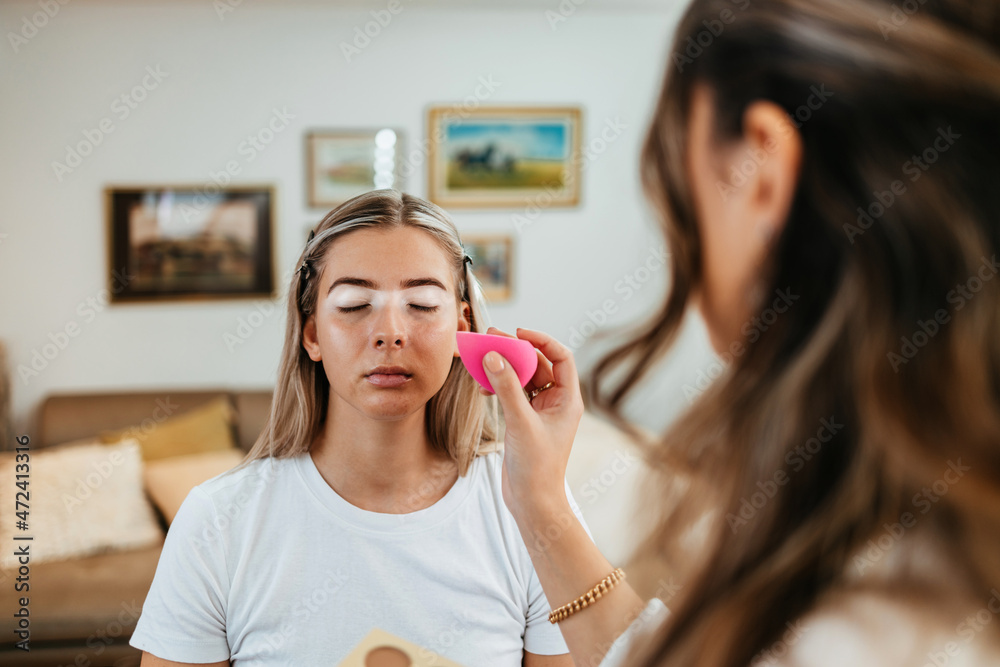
[327,284,449,311]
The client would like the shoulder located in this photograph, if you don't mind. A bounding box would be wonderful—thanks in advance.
[776,521,1000,667]
[776,588,1000,667]
[197,454,294,497]
[173,455,298,528]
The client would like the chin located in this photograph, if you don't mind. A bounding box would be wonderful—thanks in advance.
[360,393,428,421]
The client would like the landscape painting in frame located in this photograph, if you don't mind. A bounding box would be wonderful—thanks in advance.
[106,186,275,302]
[428,107,581,208]
[463,234,513,302]
[306,129,404,209]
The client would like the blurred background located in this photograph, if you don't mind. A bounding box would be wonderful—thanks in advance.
[0,0,717,664]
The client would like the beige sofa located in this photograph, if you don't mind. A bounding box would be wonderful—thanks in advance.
[0,389,271,667]
[0,388,654,666]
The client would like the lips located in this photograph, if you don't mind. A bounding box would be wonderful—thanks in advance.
[365,365,412,388]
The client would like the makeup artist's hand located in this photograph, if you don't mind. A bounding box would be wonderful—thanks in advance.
[480,326,584,525]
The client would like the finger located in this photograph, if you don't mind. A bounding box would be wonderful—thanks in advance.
[482,351,533,425]
[524,348,555,393]
[488,326,552,392]
[515,328,580,392]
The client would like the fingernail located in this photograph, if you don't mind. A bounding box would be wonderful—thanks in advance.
[484,351,504,374]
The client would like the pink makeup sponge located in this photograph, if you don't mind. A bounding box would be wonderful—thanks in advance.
[456,331,538,394]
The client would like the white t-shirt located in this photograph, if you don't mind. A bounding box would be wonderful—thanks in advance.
[129,449,593,666]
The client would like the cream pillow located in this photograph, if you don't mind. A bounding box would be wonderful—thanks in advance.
[142,448,247,524]
[0,438,163,569]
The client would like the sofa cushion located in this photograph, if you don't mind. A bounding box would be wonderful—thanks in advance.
[0,438,163,569]
[143,448,247,523]
[99,395,237,461]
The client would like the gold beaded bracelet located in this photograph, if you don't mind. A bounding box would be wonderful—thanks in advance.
[548,567,626,624]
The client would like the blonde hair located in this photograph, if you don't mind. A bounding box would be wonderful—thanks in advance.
[238,189,499,476]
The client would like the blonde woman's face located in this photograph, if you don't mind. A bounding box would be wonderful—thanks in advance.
[302,226,471,420]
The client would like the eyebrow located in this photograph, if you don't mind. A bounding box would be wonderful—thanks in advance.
[326,277,448,296]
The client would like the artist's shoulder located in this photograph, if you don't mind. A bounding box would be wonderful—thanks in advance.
[772,587,1000,667]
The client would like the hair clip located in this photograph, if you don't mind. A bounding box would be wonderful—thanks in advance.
[307,228,316,244]
[463,254,474,267]
[297,259,313,281]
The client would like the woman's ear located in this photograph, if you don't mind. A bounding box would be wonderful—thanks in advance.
[455,301,471,357]
[740,99,803,244]
[302,315,322,362]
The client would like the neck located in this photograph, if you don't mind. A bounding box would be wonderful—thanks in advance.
[309,395,459,514]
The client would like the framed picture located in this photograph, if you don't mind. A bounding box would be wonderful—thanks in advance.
[105,185,275,303]
[463,234,514,302]
[427,106,581,209]
[306,129,404,209]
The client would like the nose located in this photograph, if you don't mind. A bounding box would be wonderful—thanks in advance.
[372,302,406,350]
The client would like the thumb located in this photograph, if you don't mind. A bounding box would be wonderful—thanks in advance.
[483,351,531,426]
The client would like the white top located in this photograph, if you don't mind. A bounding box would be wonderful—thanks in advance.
[599,597,670,667]
[595,526,1000,667]
[129,450,593,666]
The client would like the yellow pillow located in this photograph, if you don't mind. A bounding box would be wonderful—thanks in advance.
[143,449,247,523]
[100,396,237,461]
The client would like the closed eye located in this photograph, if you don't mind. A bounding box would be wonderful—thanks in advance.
[410,305,438,312]
[338,305,369,313]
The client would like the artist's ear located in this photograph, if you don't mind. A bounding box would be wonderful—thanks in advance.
[302,315,322,362]
[455,302,471,357]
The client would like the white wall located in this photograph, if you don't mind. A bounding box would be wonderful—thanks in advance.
[0,0,715,438]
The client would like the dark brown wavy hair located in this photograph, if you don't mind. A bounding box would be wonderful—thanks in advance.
[590,0,1000,664]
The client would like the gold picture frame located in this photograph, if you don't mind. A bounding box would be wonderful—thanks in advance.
[306,128,404,209]
[427,106,582,209]
[105,185,276,303]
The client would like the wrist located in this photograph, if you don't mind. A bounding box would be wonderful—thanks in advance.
[512,496,576,555]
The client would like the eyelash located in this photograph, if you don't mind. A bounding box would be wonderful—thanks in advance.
[337,304,439,313]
